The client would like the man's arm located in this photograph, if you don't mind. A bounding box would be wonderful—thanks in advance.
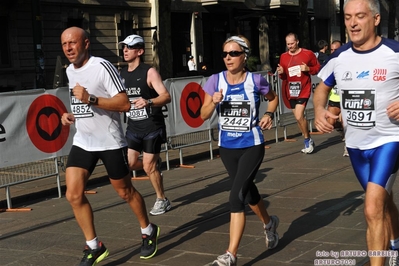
[313,81,337,133]
[277,63,286,80]
[72,84,130,112]
[147,67,171,106]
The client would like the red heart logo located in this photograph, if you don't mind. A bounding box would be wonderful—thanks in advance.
[180,82,205,128]
[187,96,201,116]
[38,113,59,137]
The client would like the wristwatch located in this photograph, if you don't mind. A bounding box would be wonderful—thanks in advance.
[147,99,153,106]
[88,94,98,105]
[264,111,274,120]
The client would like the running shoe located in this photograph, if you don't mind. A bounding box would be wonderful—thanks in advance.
[265,215,279,250]
[301,138,315,154]
[211,251,237,266]
[389,249,399,266]
[140,223,160,259]
[79,241,109,266]
[150,198,172,216]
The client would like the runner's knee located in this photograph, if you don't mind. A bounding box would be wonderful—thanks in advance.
[65,188,85,205]
[116,186,136,202]
[143,162,156,176]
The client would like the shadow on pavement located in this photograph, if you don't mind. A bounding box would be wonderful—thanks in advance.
[243,190,365,266]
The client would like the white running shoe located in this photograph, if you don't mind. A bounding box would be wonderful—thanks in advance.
[211,251,237,266]
[301,138,315,154]
[150,198,172,216]
[265,215,280,249]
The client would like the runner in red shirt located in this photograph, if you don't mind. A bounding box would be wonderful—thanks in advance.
[277,32,320,153]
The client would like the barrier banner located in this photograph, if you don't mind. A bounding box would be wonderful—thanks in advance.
[164,76,217,136]
[307,75,321,109]
[0,74,313,168]
[0,88,74,167]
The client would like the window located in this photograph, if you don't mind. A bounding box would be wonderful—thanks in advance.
[119,16,134,58]
[0,16,10,67]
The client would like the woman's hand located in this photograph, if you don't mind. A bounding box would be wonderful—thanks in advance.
[212,89,224,105]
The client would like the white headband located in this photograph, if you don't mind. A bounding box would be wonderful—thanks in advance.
[226,36,250,57]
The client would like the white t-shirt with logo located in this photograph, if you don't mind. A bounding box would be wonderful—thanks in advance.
[66,56,127,151]
[318,38,399,149]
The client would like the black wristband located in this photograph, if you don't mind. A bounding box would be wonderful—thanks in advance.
[264,111,274,120]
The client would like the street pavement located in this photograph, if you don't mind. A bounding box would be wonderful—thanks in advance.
[0,125,395,266]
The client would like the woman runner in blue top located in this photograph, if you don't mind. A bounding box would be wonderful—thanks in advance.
[201,35,279,266]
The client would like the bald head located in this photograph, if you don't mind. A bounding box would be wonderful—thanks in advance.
[330,40,342,54]
[62,27,87,39]
[61,27,90,68]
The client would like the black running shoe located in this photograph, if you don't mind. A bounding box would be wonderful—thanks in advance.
[79,241,109,266]
[140,223,160,259]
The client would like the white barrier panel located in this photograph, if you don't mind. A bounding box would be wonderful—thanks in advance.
[308,75,321,110]
[0,88,74,167]
[164,76,218,136]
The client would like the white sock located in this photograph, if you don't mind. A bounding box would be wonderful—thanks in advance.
[391,238,399,250]
[141,224,153,236]
[226,251,236,262]
[86,237,99,250]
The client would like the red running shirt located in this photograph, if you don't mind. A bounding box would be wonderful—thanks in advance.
[278,48,320,100]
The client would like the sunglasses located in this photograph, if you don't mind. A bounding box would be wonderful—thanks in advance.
[221,51,244,58]
[123,44,142,50]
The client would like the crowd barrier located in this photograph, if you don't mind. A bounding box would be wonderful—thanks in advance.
[169,128,214,166]
[0,72,320,210]
[0,158,61,210]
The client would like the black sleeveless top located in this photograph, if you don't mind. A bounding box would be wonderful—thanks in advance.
[120,63,165,133]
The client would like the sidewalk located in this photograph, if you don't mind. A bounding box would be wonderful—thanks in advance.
[0,125,391,266]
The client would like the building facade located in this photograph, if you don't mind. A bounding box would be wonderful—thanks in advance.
[0,0,153,92]
[0,0,397,92]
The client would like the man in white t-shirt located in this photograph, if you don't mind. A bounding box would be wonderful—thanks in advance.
[187,55,196,71]
[313,1,399,265]
[60,27,160,265]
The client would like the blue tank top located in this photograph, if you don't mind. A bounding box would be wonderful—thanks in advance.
[203,71,270,149]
